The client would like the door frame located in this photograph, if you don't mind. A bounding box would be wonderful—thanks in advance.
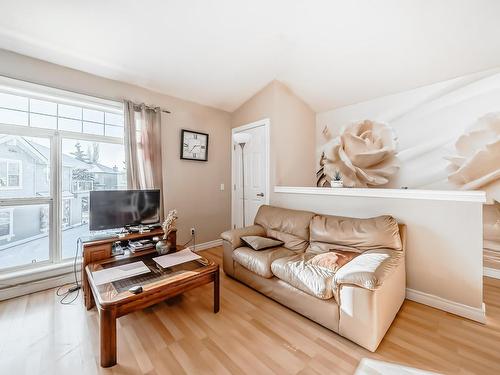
[231,118,270,229]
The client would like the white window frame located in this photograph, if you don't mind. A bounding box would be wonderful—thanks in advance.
[0,158,22,190]
[0,207,14,240]
[0,76,125,280]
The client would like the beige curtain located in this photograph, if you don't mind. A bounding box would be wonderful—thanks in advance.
[124,100,164,218]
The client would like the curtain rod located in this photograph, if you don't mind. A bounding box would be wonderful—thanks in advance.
[132,103,171,114]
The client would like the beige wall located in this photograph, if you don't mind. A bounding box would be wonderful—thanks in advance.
[231,80,316,198]
[0,49,232,244]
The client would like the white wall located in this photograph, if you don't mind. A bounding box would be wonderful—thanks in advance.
[272,187,485,322]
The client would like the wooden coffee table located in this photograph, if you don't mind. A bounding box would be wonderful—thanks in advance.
[85,250,219,367]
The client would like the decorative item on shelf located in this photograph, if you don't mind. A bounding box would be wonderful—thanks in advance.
[316,152,330,187]
[330,169,344,188]
[156,209,178,255]
[181,129,209,161]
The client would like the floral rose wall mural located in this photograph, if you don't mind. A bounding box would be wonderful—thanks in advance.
[316,69,500,254]
[317,120,399,187]
[447,112,500,251]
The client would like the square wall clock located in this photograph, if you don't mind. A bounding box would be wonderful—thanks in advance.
[180,129,209,161]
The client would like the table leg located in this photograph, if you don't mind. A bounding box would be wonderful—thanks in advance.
[100,308,117,367]
[214,267,220,313]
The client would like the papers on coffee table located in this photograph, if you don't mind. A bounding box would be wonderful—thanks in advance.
[153,248,202,268]
[92,261,151,286]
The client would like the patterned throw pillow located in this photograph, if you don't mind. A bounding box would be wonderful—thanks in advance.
[307,250,360,272]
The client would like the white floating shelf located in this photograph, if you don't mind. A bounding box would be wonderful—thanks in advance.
[274,186,486,203]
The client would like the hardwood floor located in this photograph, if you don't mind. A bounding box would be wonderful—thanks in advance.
[1,246,499,375]
[484,249,500,270]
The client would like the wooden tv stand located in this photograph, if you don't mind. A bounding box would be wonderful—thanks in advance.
[81,228,176,310]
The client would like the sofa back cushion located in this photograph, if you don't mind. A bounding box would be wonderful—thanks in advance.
[309,214,402,253]
[254,205,315,251]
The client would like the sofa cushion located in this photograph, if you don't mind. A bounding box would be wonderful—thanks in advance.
[309,214,402,254]
[241,235,284,251]
[271,253,337,300]
[254,205,315,251]
[233,246,294,278]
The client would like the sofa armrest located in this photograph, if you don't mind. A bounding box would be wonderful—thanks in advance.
[220,225,266,276]
[220,225,266,249]
[334,249,404,291]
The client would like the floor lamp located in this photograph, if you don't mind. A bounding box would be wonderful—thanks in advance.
[233,132,251,227]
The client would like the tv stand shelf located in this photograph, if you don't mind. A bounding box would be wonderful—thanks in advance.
[82,228,177,310]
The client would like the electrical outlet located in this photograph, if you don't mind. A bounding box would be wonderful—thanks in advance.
[191,227,196,235]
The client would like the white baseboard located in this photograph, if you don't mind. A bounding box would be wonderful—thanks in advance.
[0,272,76,301]
[192,239,223,252]
[484,267,500,279]
[406,288,486,323]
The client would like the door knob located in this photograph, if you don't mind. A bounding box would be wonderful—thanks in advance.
[257,193,264,197]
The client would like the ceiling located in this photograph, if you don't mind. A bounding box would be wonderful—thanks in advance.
[1,0,500,112]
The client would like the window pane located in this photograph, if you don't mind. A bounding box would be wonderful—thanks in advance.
[0,162,6,186]
[105,112,123,126]
[0,204,50,270]
[0,108,28,126]
[30,99,57,115]
[61,139,126,259]
[82,108,104,123]
[30,113,57,129]
[58,104,82,120]
[7,162,19,175]
[105,125,123,137]
[58,118,82,132]
[8,175,19,187]
[83,121,104,135]
[0,92,28,111]
[0,135,50,198]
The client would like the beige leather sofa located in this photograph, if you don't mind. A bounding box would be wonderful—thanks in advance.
[221,205,406,352]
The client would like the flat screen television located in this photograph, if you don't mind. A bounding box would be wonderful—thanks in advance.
[89,189,160,231]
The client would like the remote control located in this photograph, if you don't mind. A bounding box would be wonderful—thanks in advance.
[128,286,143,294]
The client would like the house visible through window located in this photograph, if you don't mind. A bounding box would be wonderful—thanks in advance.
[62,199,71,228]
[81,197,89,224]
[0,159,21,188]
[72,179,93,193]
[0,209,13,239]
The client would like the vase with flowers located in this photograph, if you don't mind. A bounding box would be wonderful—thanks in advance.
[156,209,178,255]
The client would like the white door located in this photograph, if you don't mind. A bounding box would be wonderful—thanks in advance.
[232,120,269,229]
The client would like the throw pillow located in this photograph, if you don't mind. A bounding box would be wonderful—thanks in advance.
[241,236,284,251]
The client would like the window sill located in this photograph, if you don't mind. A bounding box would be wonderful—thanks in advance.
[0,259,81,286]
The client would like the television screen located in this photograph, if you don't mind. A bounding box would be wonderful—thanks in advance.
[89,189,160,231]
